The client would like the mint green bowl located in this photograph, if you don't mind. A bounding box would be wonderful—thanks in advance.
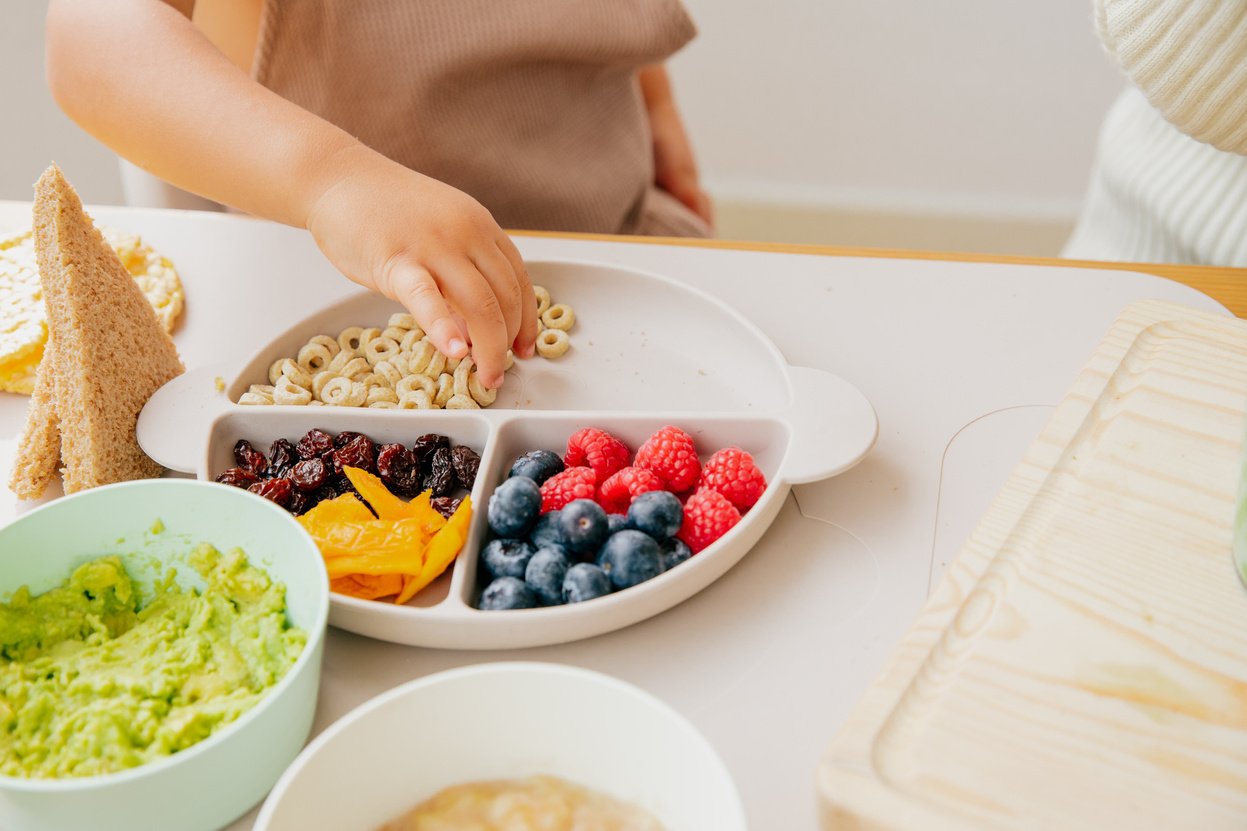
[0,479,329,831]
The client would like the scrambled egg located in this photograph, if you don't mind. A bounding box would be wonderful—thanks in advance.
[0,227,184,394]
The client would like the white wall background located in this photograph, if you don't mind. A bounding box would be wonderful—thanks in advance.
[1,0,1127,253]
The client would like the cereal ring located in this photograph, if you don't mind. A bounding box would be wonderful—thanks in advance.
[248,384,275,396]
[280,358,312,390]
[297,342,333,372]
[373,360,403,387]
[273,376,313,406]
[398,390,433,409]
[504,349,515,371]
[407,339,436,375]
[340,357,371,380]
[468,371,497,407]
[238,392,271,405]
[537,318,546,332]
[453,357,473,396]
[311,371,340,399]
[337,326,364,354]
[381,326,409,344]
[364,336,399,367]
[535,328,570,359]
[541,304,574,331]
[357,327,382,349]
[308,400,325,407]
[321,377,367,407]
[445,355,462,374]
[400,329,424,353]
[423,349,447,379]
[445,393,480,410]
[434,373,455,407]
[309,334,340,357]
[533,285,551,316]
[396,374,435,398]
[357,373,387,389]
[327,349,354,374]
[368,400,398,409]
[268,358,287,386]
[367,385,399,405]
[387,312,417,330]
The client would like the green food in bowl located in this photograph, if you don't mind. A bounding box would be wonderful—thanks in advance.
[0,545,305,779]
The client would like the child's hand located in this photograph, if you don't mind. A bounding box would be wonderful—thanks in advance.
[639,64,713,230]
[306,146,537,389]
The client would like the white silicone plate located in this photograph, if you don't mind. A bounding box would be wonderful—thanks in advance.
[138,259,877,649]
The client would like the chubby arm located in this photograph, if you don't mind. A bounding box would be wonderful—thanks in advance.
[1094,0,1247,154]
[638,63,713,229]
[45,0,535,386]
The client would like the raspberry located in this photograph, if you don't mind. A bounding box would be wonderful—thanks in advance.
[698,447,767,511]
[634,426,701,492]
[596,466,665,514]
[677,488,741,554]
[564,428,630,484]
[539,467,597,513]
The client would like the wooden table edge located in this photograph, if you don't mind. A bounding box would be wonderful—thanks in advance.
[512,230,1247,319]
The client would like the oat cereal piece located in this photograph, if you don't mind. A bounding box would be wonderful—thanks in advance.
[453,357,473,396]
[308,400,325,406]
[357,327,382,349]
[445,354,462,373]
[311,371,340,399]
[364,336,399,367]
[297,341,333,372]
[387,312,416,330]
[279,358,312,389]
[407,339,435,375]
[367,385,399,405]
[213,376,225,393]
[400,328,424,353]
[504,349,515,371]
[542,304,574,331]
[268,358,287,386]
[373,359,403,387]
[340,356,371,380]
[327,349,354,374]
[424,349,447,379]
[368,400,398,409]
[468,371,497,407]
[533,285,551,316]
[309,334,340,356]
[434,373,454,407]
[397,374,435,398]
[535,328,570,359]
[248,384,276,396]
[321,376,366,407]
[337,326,364,353]
[445,393,480,410]
[381,326,408,343]
[398,390,432,409]
[238,392,271,405]
[273,376,313,405]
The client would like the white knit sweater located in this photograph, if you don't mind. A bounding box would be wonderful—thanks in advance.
[1064,0,1247,265]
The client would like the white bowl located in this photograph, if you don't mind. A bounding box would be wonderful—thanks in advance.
[254,662,746,831]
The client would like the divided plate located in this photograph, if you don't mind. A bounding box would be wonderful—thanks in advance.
[139,259,877,649]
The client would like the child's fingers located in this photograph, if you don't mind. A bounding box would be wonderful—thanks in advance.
[471,245,524,349]
[386,260,468,360]
[496,237,538,358]
[439,258,510,389]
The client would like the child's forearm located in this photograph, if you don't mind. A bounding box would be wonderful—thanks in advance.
[45,0,359,228]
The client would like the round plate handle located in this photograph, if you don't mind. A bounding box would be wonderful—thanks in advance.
[778,365,878,484]
[137,363,234,473]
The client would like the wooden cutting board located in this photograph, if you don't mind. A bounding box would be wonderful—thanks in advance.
[819,300,1247,830]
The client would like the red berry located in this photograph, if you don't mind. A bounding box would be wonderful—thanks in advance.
[597,466,665,514]
[634,426,701,492]
[539,467,597,513]
[677,488,741,553]
[698,447,767,511]
[564,428,630,484]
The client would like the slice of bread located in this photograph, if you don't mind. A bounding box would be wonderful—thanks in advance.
[9,165,185,498]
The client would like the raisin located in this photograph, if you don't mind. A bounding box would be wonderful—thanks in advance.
[288,489,311,516]
[377,443,421,497]
[333,432,376,475]
[430,496,462,519]
[215,467,258,489]
[269,438,296,477]
[450,445,480,491]
[423,445,455,497]
[297,428,334,460]
[334,430,365,449]
[248,477,293,507]
[311,484,340,505]
[233,440,268,477]
[291,458,328,491]
[412,433,450,477]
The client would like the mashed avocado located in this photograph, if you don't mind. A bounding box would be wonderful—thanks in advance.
[0,544,306,778]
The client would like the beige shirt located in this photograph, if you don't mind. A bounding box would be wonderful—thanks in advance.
[250,0,708,236]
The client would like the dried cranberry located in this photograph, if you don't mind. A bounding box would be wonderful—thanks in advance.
[215,467,258,489]
[334,430,366,449]
[450,445,480,491]
[291,458,328,491]
[233,440,268,477]
[288,489,311,516]
[430,496,462,519]
[333,433,376,475]
[422,445,455,497]
[248,477,293,507]
[412,433,450,476]
[297,428,334,460]
[269,438,296,477]
[377,443,421,497]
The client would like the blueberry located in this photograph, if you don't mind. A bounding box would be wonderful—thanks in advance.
[606,513,630,535]
[627,491,683,539]
[481,538,536,580]
[597,530,663,589]
[509,450,564,485]
[479,577,538,610]
[658,537,692,571]
[525,547,571,606]
[558,499,608,556]
[562,563,612,604]
[528,510,567,550]
[487,476,542,538]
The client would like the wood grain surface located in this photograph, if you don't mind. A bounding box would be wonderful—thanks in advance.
[816,300,1247,830]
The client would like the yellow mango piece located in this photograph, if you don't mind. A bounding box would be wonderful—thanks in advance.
[343,466,411,520]
[331,574,403,601]
[395,497,472,604]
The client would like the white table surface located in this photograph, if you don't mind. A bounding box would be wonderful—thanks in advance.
[0,201,1229,830]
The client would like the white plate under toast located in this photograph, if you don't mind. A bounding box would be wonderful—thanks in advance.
[138,259,877,649]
